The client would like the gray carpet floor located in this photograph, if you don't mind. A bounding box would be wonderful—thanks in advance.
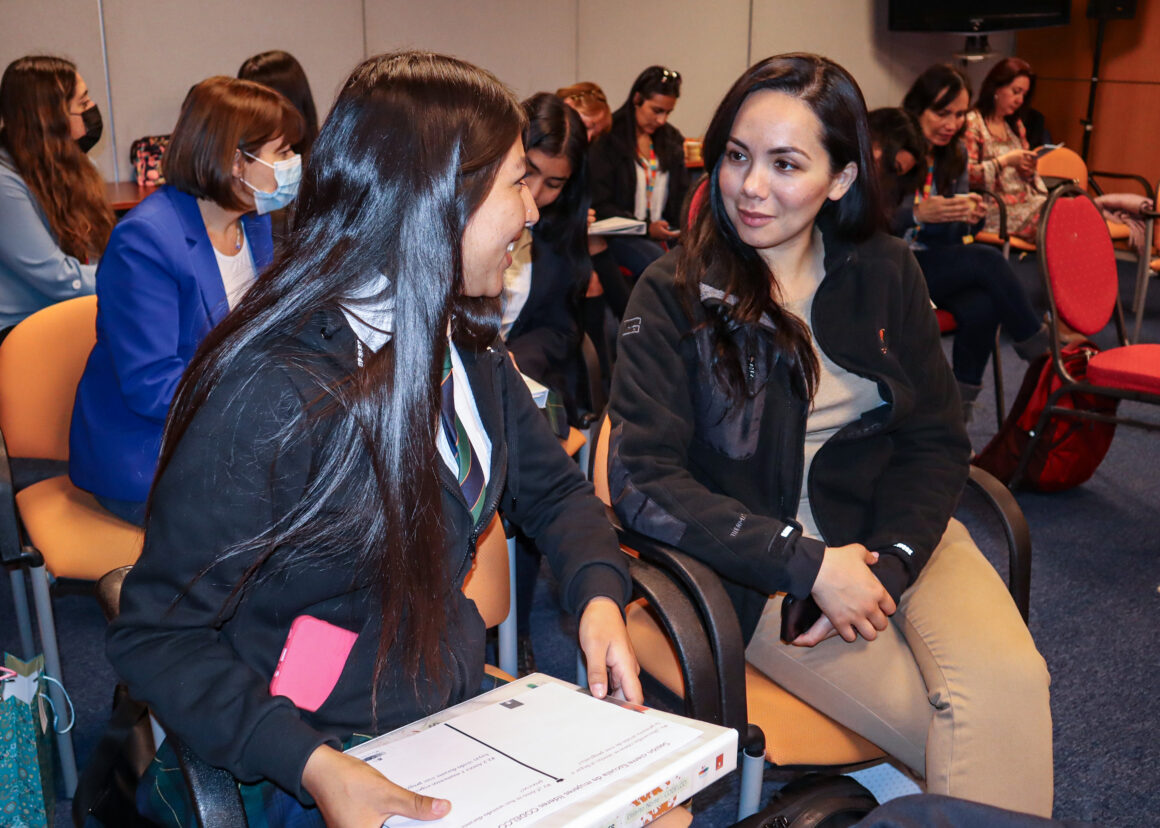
[2,256,1156,827]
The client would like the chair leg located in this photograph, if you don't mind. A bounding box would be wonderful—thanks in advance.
[992,331,1006,431]
[8,567,35,659]
[497,536,518,678]
[29,564,79,796]
[737,745,764,821]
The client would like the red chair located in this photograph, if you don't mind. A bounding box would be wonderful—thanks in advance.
[1010,185,1160,487]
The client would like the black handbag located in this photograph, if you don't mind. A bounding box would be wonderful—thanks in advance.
[72,686,157,827]
[732,773,879,828]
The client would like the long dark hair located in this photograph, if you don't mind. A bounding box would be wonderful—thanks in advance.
[156,51,524,695]
[679,53,882,403]
[0,55,114,261]
[237,50,320,158]
[975,57,1035,131]
[868,107,928,210]
[610,65,683,172]
[902,64,970,196]
[522,92,589,280]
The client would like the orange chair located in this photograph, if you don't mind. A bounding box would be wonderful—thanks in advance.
[1037,146,1137,243]
[1009,185,1160,486]
[590,413,1032,819]
[0,296,144,795]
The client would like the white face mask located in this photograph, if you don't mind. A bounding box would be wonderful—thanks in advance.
[241,151,302,215]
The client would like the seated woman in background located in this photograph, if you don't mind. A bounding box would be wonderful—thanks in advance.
[0,55,113,334]
[557,81,612,142]
[588,65,688,278]
[69,76,303,526]
[607,53,1052,816]
[891,66,1050,420]
[108,51,639,828]
[238,49,319,243]
[503,92,626,419]
[964,57,1046,243]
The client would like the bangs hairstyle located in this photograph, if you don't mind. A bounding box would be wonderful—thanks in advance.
[0,55,114,259]
[523,92,589,268]
[162,76,304,211]
[238,50,320,158]
[975,57,1035,126]
[156,51,523,700]
[902,64,971,195]
[679,53,882,404]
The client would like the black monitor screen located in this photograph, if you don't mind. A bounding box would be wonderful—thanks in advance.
[888,1,1071,32]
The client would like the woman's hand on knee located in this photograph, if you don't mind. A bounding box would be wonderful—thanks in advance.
[302,744,450,827]
[810,544,896,643]
[578,596,643,703]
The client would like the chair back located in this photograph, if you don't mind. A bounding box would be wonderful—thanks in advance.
[1037,146,1087,189]
[0,296,97,460]
[462,513,510,628]
[1038,186,1119,337]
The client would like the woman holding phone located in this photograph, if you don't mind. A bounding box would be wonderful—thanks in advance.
[108,52,640,828]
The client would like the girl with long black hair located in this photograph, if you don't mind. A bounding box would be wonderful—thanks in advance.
[607,53,1052,816]
[108,52,639,828]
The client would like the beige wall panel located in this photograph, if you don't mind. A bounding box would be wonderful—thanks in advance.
[101,0,363,181]
[749,0,1014,112]
[0,0,115,177]
[364,0,578,101]
[577,0,750,140]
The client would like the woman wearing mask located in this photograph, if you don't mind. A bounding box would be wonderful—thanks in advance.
[69,76,303,525]
[588,65,688,278]
[107,51,639,828]
[892,65,1051,420]
[0,55,113,333]
[964,58,1047,243]
[607,53,1052,816]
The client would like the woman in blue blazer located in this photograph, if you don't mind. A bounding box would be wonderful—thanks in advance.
[69,76,303,524]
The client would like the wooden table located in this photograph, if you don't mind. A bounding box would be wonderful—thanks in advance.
[105,181,153,212]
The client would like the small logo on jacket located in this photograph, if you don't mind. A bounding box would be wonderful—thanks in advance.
[622,317,642,336]
[878,327,888,354]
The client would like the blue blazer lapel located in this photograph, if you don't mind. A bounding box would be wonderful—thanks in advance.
[168,188,230,327]
[242,212,274,270]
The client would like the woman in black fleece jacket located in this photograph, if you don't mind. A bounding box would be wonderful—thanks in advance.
[607,54,1052,816]
[107,52,639,828]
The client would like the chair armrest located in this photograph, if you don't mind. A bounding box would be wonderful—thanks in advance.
[965,465,1032,622]
[625,555,722,724]
[972,188,1009,242]
[608,512,751,738]
[167,731,248,828]
[0,428,42,568]
[1088,171,1156,201]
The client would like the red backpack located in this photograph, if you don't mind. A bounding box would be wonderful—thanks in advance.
[973,342,1119,492]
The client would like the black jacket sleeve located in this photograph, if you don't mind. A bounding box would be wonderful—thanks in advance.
[106,363,331,800]
[498,351,631,612]
[608,265,825,600]
[862,249,970,598]
[588,135,636,221]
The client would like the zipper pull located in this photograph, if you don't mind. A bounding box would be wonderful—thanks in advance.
[747,354,756,381]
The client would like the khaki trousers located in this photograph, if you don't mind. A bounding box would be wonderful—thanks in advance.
[745,519,1054,817]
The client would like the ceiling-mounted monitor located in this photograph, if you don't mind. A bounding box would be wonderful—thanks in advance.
[888,1,1071,33]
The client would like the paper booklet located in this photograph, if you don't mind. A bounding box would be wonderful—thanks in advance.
[345,673,737,828]
[588,217,647,236]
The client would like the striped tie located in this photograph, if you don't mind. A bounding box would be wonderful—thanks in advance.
[441,349,485,523]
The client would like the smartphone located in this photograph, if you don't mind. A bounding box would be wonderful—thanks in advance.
[1034,142,1064,158]
[269,615,359,712]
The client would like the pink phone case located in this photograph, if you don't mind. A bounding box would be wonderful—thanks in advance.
[269,615,359,712]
